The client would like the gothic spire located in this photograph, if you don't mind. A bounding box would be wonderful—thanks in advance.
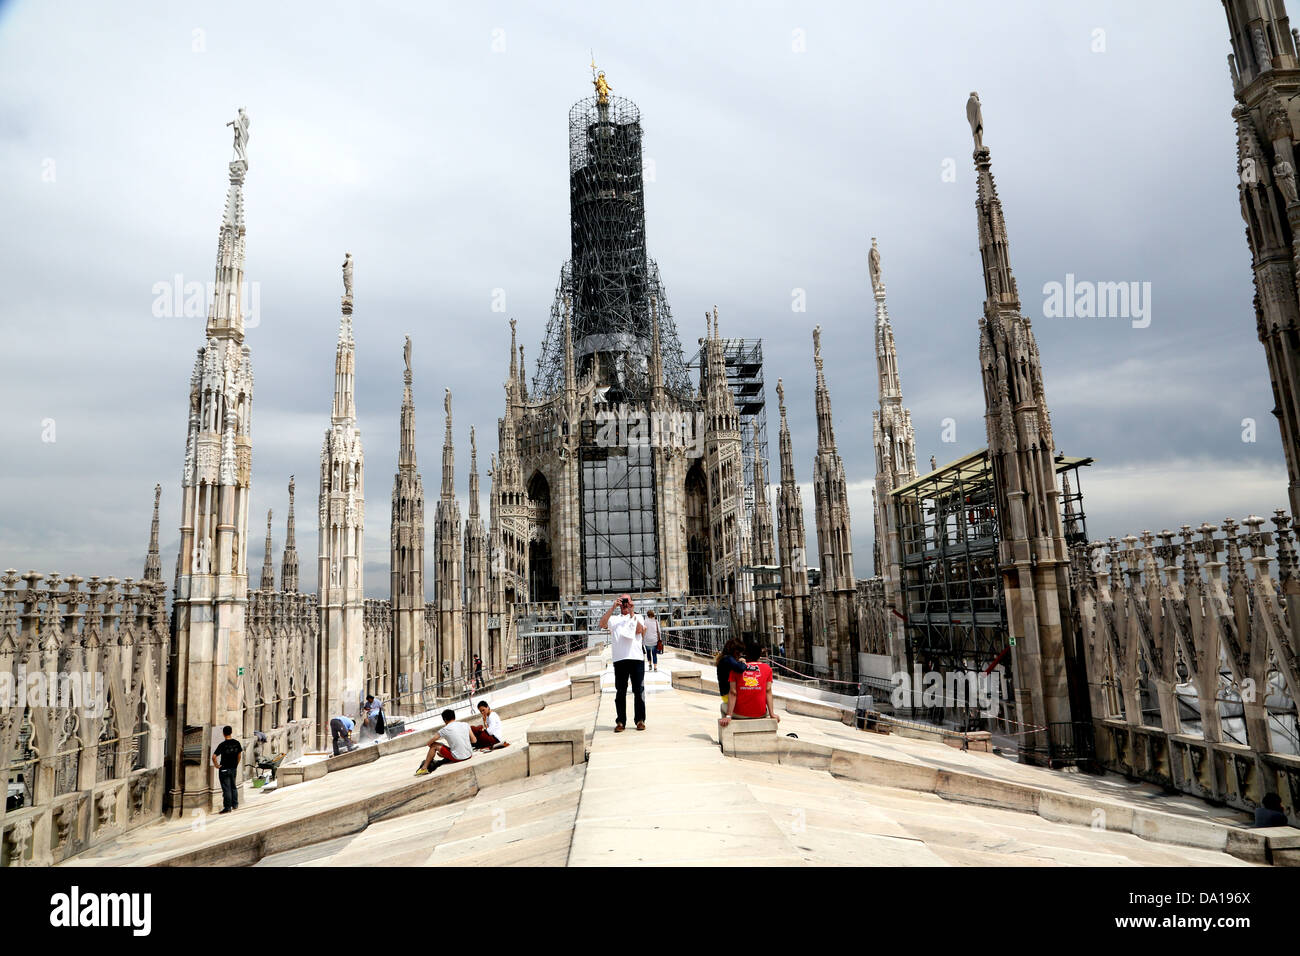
[400,336,417,471]
[705,307,738,431]
[468,426,481,522]
[870,237,917,489]
[332,253,357,426]
[281,475,299,591]
[144,484,162,582]
[777,378,796,487]
[207,108,250,342]
[812,325,836,453]
[649,296,663,393]
[508,318,518,388]
[441,388,456,500]
[870,237,902,402]
[563,298,576,399]
[968,92,1020,311]
[260,509,275,589]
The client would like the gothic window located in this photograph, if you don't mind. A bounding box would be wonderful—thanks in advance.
[580,439,659,592]
[685,462,708,596]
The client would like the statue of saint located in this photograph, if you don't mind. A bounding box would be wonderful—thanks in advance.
[342,252,354,298]
[226,108,250,164]
[594,70,612,104]
[868,238,883,295]
[403,335,412,375]
[444,387,452,419]
[966,92,984,152]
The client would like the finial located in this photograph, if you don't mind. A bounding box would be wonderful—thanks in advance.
[593,65,612,104]
[225,107,250,166]
[444,387,452,419]
[776,377,786,412]
[813,325,823,372]
[289,474,295,495]
[868,237,883,296]
[342,252,354,299]
[154,483,161,505]
[471,426,477,462]
[966,91,984,152]
[403,335,412,381]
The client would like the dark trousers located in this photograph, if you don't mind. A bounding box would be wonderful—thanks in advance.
[614,659,646,726]
[330,718,351,756]
[218,767,238,810]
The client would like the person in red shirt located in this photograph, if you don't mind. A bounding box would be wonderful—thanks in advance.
[720,658,778,726]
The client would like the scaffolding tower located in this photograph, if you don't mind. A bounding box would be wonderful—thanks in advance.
[533,95,692,401]
[688,337,770,517]
[887,448,1093,729]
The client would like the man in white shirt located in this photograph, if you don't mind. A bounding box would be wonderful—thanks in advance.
[599,593,647,732]
[415,709,476,775]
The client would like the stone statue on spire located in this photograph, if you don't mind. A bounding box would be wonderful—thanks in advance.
[966,91,984,152]
[869,237,883,296]
[226,108,250,164]
[342,252,354,299]
[403,335,412,378]
[813,325,823,371]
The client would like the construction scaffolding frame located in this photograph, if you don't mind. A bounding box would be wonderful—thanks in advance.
[687,337,770,518]
[889,448,1094,731]
[533,94,692,401]
[892,450,1005,679]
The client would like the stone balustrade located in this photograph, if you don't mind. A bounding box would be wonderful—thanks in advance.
[1074,512,1300,824]
[0,569,168,866]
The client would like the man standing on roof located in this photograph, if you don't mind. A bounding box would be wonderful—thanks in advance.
[600,593,647,732]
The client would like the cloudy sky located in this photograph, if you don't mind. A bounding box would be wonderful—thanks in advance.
[0,0,1285,598]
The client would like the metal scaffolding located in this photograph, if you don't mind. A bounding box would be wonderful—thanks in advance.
[891,449,1005,676]
[889,448,1092,728]
[687,337,770,517]
[533,94,692,401]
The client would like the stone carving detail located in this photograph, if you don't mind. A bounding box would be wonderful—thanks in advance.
[95,789,117,831]
[1075,513,1300,821]
[4,820,33,867]
[1254,27,1274,73]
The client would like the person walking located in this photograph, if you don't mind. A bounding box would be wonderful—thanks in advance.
[642,609,662,672]
[474,655,484,687]
[211,725,243,814]
[599,593,647,732]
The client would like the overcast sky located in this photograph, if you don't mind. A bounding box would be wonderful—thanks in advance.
[0,0,1286,598]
